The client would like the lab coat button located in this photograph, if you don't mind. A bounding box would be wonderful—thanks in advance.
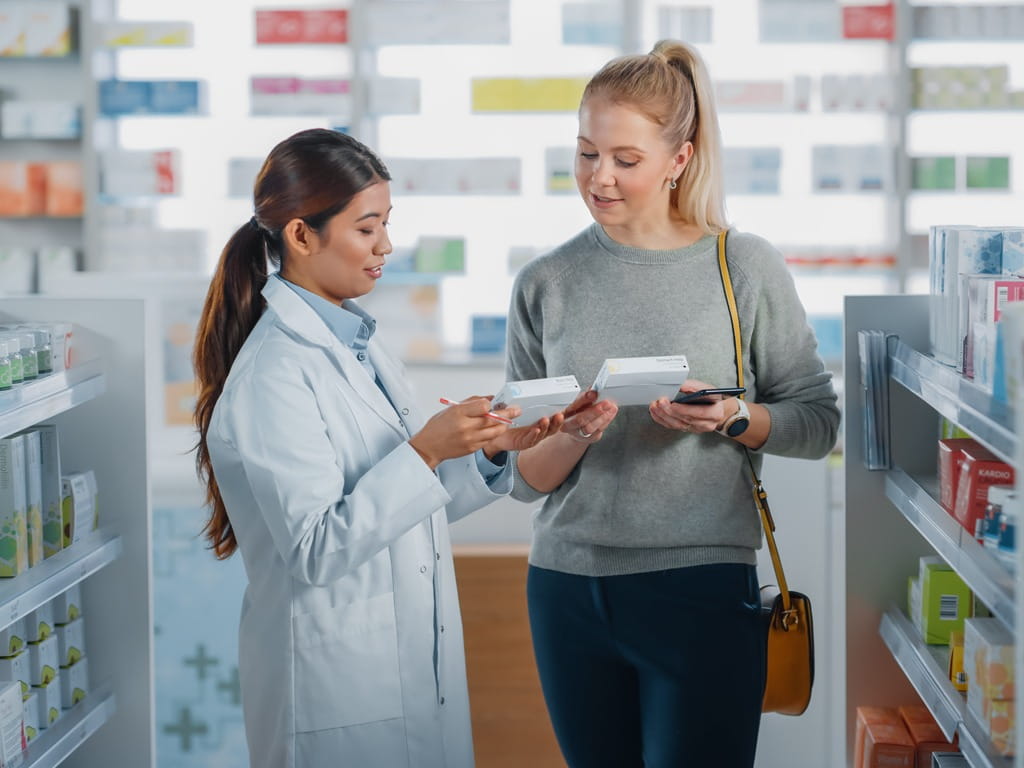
[420,565,427,574]
[440,697,445,705]
[440,624,445,633]
[401,407,410,415]
[435,552,441,561]
[357,352,366,361]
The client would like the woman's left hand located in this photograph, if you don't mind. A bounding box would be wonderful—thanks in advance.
[483,411,567,456]
[649,378,734,434]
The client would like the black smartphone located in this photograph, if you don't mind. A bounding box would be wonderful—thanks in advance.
[671,387,746,405]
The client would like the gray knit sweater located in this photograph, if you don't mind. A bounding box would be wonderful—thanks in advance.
[506,224,840,577]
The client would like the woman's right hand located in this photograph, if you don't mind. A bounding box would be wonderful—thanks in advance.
[559,389,618,444]
[408,397,517,470]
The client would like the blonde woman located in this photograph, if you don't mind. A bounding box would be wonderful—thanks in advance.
[505,41,840,766]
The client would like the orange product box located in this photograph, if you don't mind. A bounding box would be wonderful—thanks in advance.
[0,162,46,215]
[255,9,348,44]
[898,705,957,765]
[938,438,979,513]
[988,698,1015,757]
[952,444,1013,535]
[864,718,915,768]
[44,161,82,216]
[855,707,900,767]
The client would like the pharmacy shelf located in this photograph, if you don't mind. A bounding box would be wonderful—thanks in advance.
[0,530,121,631]
[0,359,105,439]
[885,469,1015,629]
[888,338,1016,463]
[22,681,115,768]
[961,709,1014,768]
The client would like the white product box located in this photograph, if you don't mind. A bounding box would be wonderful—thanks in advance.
[97,20,193,47]
[0,621,25,659]
[100,149,179,197]
[0,6,26,56]
[54,618,83,668]
[60,473,92,549]
[491,376,581,426]
[24,602,52,644]
[20,692,35,744]
[31,677,59,729]
[81,469,97,531]
[0,249,34,296]
[37,246,78,293]
[0,437,28,579]
[59,656,86,709]
[23,2,71,57]
[366,77,420,116]
[51,585,80,626]
[17,432,41,568]
[0,101,79,139]
[0,653,29,699]
[26,636,56,688]
[34,426,60,559]
[0,681,24,766]
[592,355,690,406]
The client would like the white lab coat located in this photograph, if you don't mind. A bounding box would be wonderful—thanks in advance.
[207,276,509,768]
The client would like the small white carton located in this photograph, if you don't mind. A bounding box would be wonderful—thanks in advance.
[26,636,57,687]
[20,692,36,744]
[60,473,93,549]
[31,677,59,729]
[0,653,28,699]
[592,355,689,406]
[51,584,80,626]
[55,618,83,668]
[0,621,26,659]
[24,602,53,644]
[59,657,86,709]
[17,432,42,568]
[0,681,24,766]
[491,375,581,426]
[35,426,61,559]
[0,436,29,578]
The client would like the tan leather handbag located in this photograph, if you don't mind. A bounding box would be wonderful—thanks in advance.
[716,229,815,716]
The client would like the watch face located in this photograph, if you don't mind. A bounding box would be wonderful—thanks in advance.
[726,417,750,437]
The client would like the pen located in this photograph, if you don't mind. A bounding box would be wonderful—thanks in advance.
[439,397,514,425]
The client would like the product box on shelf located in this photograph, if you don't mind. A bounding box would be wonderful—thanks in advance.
[147,80,202,115]
[964,618,1014,706]
[0,652,29,698]
[938,437,978,512]
[26,636,56,688]
[988,698,1015,756]
[961,275,1024,377]
[0,6,26,56]
[0,621,25,659]
[491,376,581,426]
[58,656,86,709]
[54,618,83,668]
[100,149,179,197]
[255,9,348,44]
[60,472,93,548]
[0,101,80,139]
[953,445,1014,536]
[854,706,899,767]
[35,426,60,559]
[898,705,956,764]
[43,161,83,217]
[0,249,33,295]
[97,20,193,47]
[98,80,150,116]
[17,431,42,568]
[948,629,967,691]
[592,355,690,407]
[31,677,58,729]
[0,436,28,578]
[0,680,25,766]
[20,691,35,744]
[51,584,80,626]
[22,1,72,57]
[24,603,52,645]
[0,162,45,216]
[863,717,914,767]
[917,556,972,644]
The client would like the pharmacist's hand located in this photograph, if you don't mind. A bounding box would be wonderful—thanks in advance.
[650,378,732,434]
[561,389,618,444]
[409,396,519,470]
[484,411,566,455]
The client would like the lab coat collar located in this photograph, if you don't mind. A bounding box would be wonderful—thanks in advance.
[262,276,409,439]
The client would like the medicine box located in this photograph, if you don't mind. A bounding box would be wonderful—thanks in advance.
[0,680,24,767]
[0,437,28,578]
[0,621,24,660]
[20,692,35,744]
[491,375,581,426]
[898,705,955,764]
[592,355,689,407]
[51,585,80,626]
[854,706,899,768]
[31,677,59,729]
[60,473,92,548]
[23,2,72,57]
[55,618,83,668]
[98,80,150,116]
[147,80,202,115]
[948,629,967,692]
[917,556,971,645]
[987,698,1015,756]
[17,431,42,568]
[35,426,61,559]
[26,636,56,688]
[59,656,86,709]
[953,445,1013,535]
[24,602,53,644]
[938,438,978,512]
[964,618,1014,716]
[863,717,914,767]
[0,653,29,698]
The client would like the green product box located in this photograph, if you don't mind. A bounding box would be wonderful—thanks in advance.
[912,156,956,190]
[940,418,971,440]
[414,237,465,273]
[966,156,1010,190]
[36,426,62,559]
[18,431,43,568]
[0,436,29,578]
[918,556,972,645]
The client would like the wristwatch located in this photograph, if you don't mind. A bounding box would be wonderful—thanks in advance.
[716,398,750,438]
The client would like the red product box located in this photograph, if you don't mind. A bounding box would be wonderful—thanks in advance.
[855,707,899,768]
[864,719,914,768]
[898,705,958,765]
[843,3,895,40]
[255,10,348,44]
[939,438,980,513]
[45,161,83,216]
[953,445,1014,536]
[0,162,46,216]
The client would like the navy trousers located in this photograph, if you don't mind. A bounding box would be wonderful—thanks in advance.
[527,563,765,768]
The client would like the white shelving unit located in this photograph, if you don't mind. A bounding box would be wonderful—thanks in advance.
[0,297,154,767]
[843,293,1021,768]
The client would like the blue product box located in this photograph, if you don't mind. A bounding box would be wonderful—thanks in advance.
[958,228,1002,275]
[1002,229,1024,275]
[98,80,151,116]
[148,81,201,114]
[470,315,507,356]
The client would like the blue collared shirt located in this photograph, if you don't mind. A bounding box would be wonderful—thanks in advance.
[277,274,507,481]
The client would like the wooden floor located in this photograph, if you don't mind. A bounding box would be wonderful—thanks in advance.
[454,547,565,768]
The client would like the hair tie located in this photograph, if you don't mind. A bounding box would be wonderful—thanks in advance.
[248,215,261,232]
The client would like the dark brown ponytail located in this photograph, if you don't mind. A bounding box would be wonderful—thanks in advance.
[194,128,390,558]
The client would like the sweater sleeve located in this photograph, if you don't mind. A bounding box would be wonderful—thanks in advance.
[745,245,840,459]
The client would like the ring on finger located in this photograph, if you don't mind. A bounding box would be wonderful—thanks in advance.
[577,427,594,439]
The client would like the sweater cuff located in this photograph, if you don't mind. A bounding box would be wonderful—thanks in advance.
[509,452,549,503]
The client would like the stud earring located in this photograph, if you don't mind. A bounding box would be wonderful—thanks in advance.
[669,178,678,190]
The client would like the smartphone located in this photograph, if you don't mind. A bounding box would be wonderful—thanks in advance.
[671,387,746,405]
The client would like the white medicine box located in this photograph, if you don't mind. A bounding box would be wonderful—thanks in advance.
[0,680,24,767]
[592,355,689,406]
[26,636,57,688]
[51,584,81,626]
[24,602,53,644]
[0,621,25,659]
[59,656,86,709]
[31,677,59,729]
[491,375,581,426]
[55,618,84,668]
